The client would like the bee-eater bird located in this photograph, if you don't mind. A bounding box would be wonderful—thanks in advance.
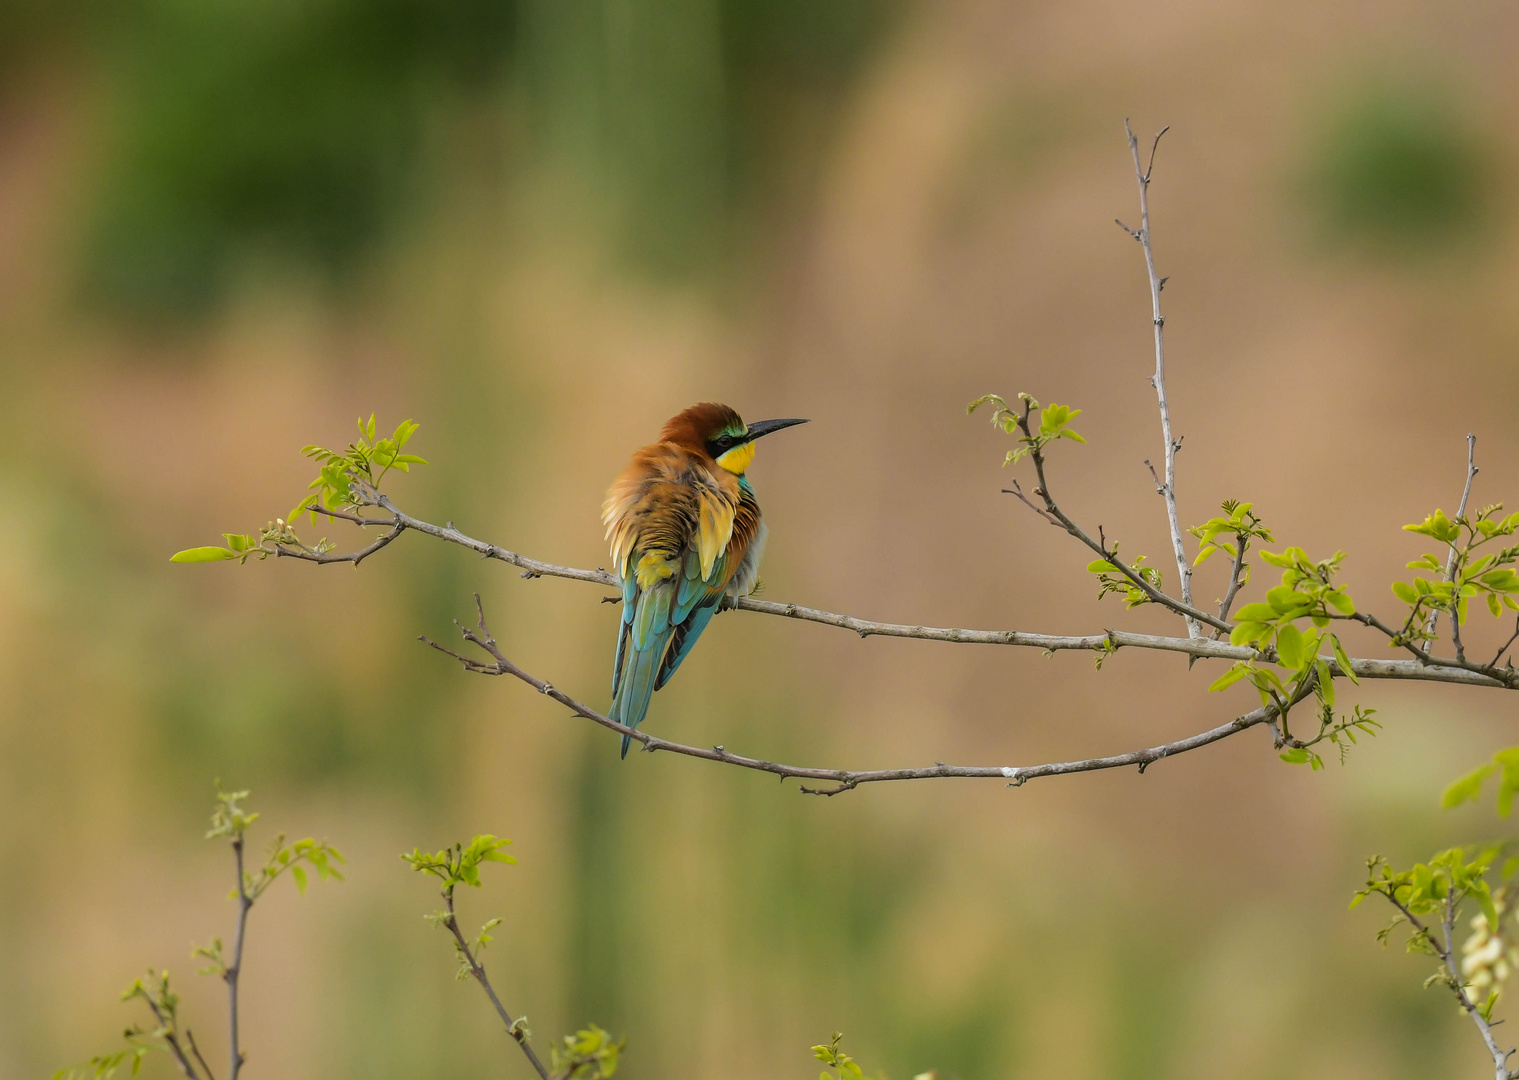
[603,403,808,757]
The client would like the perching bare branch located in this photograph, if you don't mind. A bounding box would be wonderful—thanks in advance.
[285,492,1515,691]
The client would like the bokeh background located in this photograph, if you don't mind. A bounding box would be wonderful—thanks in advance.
[3,1,1519,1077]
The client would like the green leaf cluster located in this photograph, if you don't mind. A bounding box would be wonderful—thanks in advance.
[249,835,346,899]
[1393,505,1519,638]
[294,414,426,523]
[51,1046,151,1080]
[1354,848,1508,961]
[403,834,517,890]
[1274,704,1380,770]
[1189,499,1273,568]
[550,1025,625,1080]
[207,785,345,900]
[967,392,1084,467]
[169,520,319,564]
[1086,550,1163,608]
[813,1032,877,1080]
[1210,548,1360,739]
[811,1033,934,1080]
[205,783,258,839]
[54,972,183,1080]
[170,414,424,564]
[407,835,516,981]
[1227,546,1357,650]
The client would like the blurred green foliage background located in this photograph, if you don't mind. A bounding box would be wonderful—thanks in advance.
[3,2,1519,1078]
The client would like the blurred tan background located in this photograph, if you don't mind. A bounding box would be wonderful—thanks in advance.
[3,1,1519,1077]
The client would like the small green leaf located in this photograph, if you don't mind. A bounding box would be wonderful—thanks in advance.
[1208,664,1251,692]
[1478,889,1502,938]
[1230,622,1269,647]
[1266,586,1308,615]
[1275,624,1305,670]
[170,546,238,563]
[1329,634,1359,684]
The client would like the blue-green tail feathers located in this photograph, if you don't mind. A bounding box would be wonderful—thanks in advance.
[612,630,665,757]
[611,582,675,759]
[611,567,724,758]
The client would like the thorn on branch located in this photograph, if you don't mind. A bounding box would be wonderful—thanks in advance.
[1115,218,1142,241]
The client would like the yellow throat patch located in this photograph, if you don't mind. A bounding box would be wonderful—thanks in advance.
[715,440,755,475]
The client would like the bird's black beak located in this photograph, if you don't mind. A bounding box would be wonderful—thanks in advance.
[741,417,809,444]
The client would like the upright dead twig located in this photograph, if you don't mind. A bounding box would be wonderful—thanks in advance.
[1119,120,1197,638]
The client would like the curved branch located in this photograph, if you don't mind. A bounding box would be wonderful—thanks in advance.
[273,523,404,566]
[422,596,1282,796]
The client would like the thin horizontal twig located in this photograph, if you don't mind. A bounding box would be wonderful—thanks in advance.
[422,596,1283,796]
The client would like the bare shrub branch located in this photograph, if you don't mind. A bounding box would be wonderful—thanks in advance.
[422,595,1304,796]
